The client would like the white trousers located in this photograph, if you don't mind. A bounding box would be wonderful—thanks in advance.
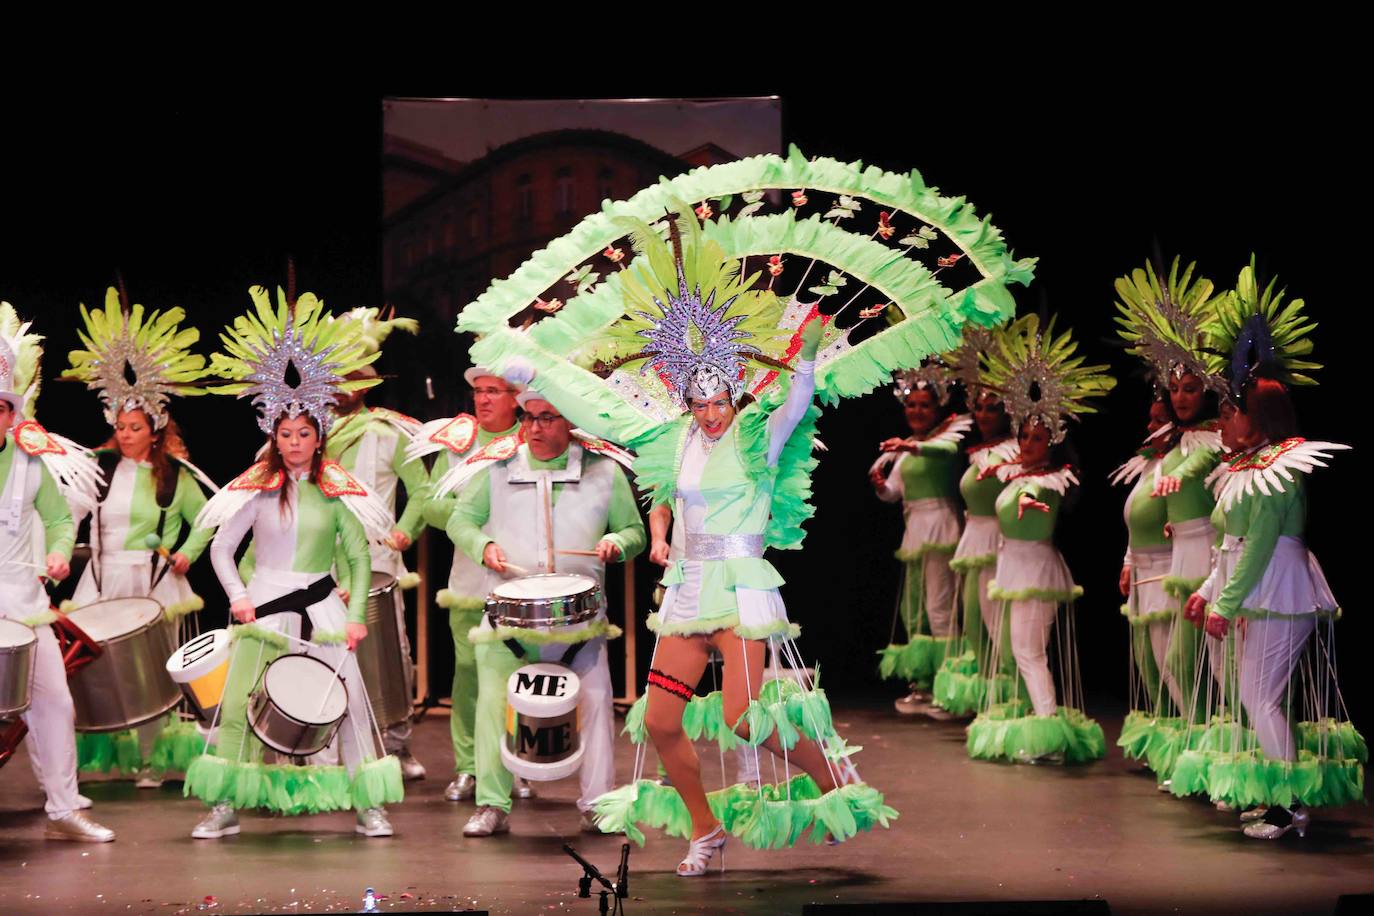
[383,587,413,754]
[1238,615,1315,762]
[530,637,615,812]
[922,550,958,639]
[247,569,379,776]
[20,625,83,817]
[1009,598,1058,717]
[974,566,1000,649]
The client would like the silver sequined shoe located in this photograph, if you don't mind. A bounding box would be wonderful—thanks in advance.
[356,807,394,837]
[45,811,115,843]
[1243,806,1309,840]
[463,805,510,837]
[191,803,240,839]
[445,773,476,802]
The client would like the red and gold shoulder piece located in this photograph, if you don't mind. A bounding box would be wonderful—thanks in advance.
[1227,437,1305,472]
[431,414,478,455]
[13,420,66,457]
[318,461,369,498]
[227,461,284,492]
[465,433,520,466]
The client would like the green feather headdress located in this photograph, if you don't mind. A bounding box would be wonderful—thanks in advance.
[982,314,1117,443]
[0,302,45,418]
[208,286,380,435]
[1112,257,1216,390]
[331,305,420,358]
[1204,255,1320,401]
[62,287,208,429]
[942,325,1001,404]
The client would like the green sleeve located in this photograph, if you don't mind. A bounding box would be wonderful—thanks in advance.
[335,501,372,624]
[1212,492,1286,620]
[446,466,494,565]
[391,434,430,541]
[1172,445,1221,481]
[35,462,75,558]
[422,450,455,530]
[174,468,214,563]
[599,465,646,561]
[918,438,959,457]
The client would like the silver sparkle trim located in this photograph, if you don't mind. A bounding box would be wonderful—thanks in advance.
[684,532,765,561]
[239,322,347,435]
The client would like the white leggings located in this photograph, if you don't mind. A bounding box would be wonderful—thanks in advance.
[1238,615,1315,762]
[1009,599,1058,717]
[20,624,82,817]
[922,551,958,639]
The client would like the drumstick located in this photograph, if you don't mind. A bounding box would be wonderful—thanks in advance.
[6,559,46,570]
[502,561,531,576]
[556,549,600,558]
[316,652,352,718]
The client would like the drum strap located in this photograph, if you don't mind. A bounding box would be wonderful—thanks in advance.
[502,638,586,667]
[254,576,336,640]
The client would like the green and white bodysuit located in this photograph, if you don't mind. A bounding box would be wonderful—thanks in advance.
[182,461,403,814]
[68,451,216,777]
[873,414,971,689]
[966,463,1105,764]
[411,413,521,780]
[932,435,1020,716]
[1169,438,1363,809]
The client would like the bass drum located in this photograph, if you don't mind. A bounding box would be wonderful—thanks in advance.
[352,573,410,729]
[65,598,180,732]
[0,619,37,718]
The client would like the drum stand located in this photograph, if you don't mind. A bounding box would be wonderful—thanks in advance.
[563,842,629,915]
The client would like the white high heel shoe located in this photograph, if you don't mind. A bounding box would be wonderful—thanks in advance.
[677,824,727,877]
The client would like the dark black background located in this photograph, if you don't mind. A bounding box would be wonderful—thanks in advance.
[2,71,1364,732]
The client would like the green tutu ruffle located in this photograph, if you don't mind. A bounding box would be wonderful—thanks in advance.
[1116,712,1195,779]
[877,635,957,687]
[967,703,1106,764]
[184,754,404,814]
[622,678,840,754]
[77,716,207,777]
[591,775,898,848]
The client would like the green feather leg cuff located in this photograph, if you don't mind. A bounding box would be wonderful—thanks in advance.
[876,635,957,685]
[967,703,1105,765]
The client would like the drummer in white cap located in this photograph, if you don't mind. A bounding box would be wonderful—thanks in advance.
[443,384,645,836]
[0,308,114,842]
[410,366,524,803]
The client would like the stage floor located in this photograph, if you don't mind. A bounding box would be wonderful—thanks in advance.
[2,697,1371,915]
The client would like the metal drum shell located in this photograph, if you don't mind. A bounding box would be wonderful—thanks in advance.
[353,573,410,729]
[66,600,181,733]
[0,621,37,718]
[247,655,348,757]
[485,574,601,629]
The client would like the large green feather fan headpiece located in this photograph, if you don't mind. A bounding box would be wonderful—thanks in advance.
[208,286,380,435]
[0,302,45,418]
[1204,255,1320,404]
[62,286,208,429]
[982,314,1117,443]
[1112,256,1216,392]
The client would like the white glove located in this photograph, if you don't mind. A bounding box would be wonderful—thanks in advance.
[503,357,536,387]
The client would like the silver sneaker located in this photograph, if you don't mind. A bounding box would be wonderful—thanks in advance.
[191,803,240,839]
[514,777,536,800]
[356,807,394,837]
[463,805,510,837]
[46,811,115,843]
[397,751,426,782]
[134,767,164,789]
[75,793,93,810]
[445,773,476,802]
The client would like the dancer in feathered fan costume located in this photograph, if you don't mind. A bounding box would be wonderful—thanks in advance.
[1169,259,1362,839]
[871,361,970,718]
[965,315,1116,764]
[60,284,218,788]
[931,327,1021,718]
[182,286,404,839]
[449,148,1033,871]
[1109,259,1220,785]
[0,303,115,841]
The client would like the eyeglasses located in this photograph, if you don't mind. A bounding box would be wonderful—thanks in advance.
[523,413,564,428]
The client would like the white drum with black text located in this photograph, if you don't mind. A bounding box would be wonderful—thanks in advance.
[502,661,583,781]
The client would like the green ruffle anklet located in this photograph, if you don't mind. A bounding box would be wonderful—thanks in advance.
[591,775,898,848]
[622,678,839,753]
[184,754,405,814]
[876,635,957,685]
[76,729,143,776]
[1170,748,1365,809]
[149,719,208,775]
[967,703,1105,764]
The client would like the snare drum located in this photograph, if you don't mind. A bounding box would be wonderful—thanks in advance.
[66,598,180,733]
[165,629,232,723]
[0,619,37,718]
[248,653,349,757]
[486,574,601,630]
[352,573,409,729]
[501,661,583,781]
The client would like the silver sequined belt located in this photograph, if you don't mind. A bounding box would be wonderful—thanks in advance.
[684,532,765,561]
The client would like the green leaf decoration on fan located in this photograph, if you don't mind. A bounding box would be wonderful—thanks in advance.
[1112,257,1217,389]
[207,286,381,435]
[0,302,46,418]
[982,314,1117,443]
[62,287,208,429]
[1204,255,1321,390]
